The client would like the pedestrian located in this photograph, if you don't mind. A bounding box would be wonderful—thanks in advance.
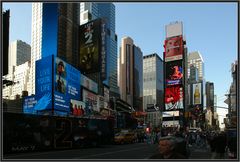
[215,132,227,159]
[150,136,187,159]
[209,133,217,159]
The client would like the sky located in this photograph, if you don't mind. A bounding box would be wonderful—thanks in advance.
[3,2,238,128]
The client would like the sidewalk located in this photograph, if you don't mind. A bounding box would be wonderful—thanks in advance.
[189,144,211,159]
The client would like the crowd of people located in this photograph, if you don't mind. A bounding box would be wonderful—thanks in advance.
[147,127,236,159]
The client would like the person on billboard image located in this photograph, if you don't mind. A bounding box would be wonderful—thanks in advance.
[81,47,95,71]
[73,104,78,116]
[57,60,66,77]
[56,76,66,94]
[165,86,183,110]
[171,66,183,80]
[80,105,85,116]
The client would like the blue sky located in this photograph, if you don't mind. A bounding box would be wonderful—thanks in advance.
[3,2,237,128]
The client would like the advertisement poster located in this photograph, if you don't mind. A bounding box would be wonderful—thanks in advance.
[162,111,179,117]
[165,86,184,110]
[80,74,98,93]
[35,55,53,111]
[164,36,183,62]
[54,57,81,113]
[192,83,202,105]
[82,89,98,112]
[165,60,183,86]
[79,19,101,73]
[23,94,52,115]
[70,99,86,116]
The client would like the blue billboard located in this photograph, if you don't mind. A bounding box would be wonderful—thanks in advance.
[24,55,81,116]
[54,57,81,113]
[35,55,53,110]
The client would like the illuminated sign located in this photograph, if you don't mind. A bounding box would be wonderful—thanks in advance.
[164,36,183,62]
[26,56,81,116]
[35,55,53,111]
[165,86,184,110]
[82,89,98,112]
[80,74,98,94]
[162,111,179,117]
[54,57,81,113]
[70,99,86,116]
[193,83,202,105]
[165,60,183,86]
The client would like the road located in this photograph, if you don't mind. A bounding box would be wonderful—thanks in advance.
[4,143,158,160]
[4,142,227,160]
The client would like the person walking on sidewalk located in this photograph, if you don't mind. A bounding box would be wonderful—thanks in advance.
[215,132,227,159]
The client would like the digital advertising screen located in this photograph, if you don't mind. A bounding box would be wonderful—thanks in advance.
[162,111,180,117]
[35,55,53,111]
[79,19,101,73]
[82,88,98,113]
[165,85,184,110]
[54,57,81,113]
[23,94,53,115]
[165,60,183,86]
[80,74,98,94]
[70,99,86,116]
[164,36,183,62]
[192,83,202,105]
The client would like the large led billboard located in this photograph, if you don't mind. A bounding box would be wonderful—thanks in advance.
[24,56,81,115]
[164,36,183,62]
[82,88,98,113]
[165,85,184,110]
[80,74,98,94]
[192,83,202,105]
[79,18,106,79]
[54,57,81,113]
[165,60,183,86]
[35,55,53,111]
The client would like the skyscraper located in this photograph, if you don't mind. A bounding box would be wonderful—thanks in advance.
[188,51,205,81]
[118,36,143,111]
[8,40,31,74]
[80,2,119,97]
[29,3,79,95]
[143,53,164,127]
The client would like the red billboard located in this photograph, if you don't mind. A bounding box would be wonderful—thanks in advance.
[165,85,184,110]
[164,36,183,62]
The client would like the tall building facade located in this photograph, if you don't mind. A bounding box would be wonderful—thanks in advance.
[3,9,10,76]
[3,61,31,99]
[188,51,204,81]
[163,22,187,127]
[80,2,119,97]
[8,40,31,74]
[118,37,143,111]
[143,53,164,127]
[29,3,79,95]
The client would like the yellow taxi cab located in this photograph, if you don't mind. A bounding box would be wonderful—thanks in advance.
[114,132,136,144]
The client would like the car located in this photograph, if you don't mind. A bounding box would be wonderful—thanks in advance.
[114,132,136,144]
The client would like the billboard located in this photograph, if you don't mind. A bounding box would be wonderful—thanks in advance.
[26,56,81,115]
[35,55,53,111]
[54,57,81,113]
[193,83,201,105]
[82,88,98,112]
[79,18,106,79]
[165,85,184,110]
[165,60,183,86]
[70,99,86,116]
[80,74,98,94]
[164,36,183,62]
[162,111,179,117]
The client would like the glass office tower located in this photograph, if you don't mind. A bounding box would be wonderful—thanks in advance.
[30,3,79,95]
[80,2,119,97]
